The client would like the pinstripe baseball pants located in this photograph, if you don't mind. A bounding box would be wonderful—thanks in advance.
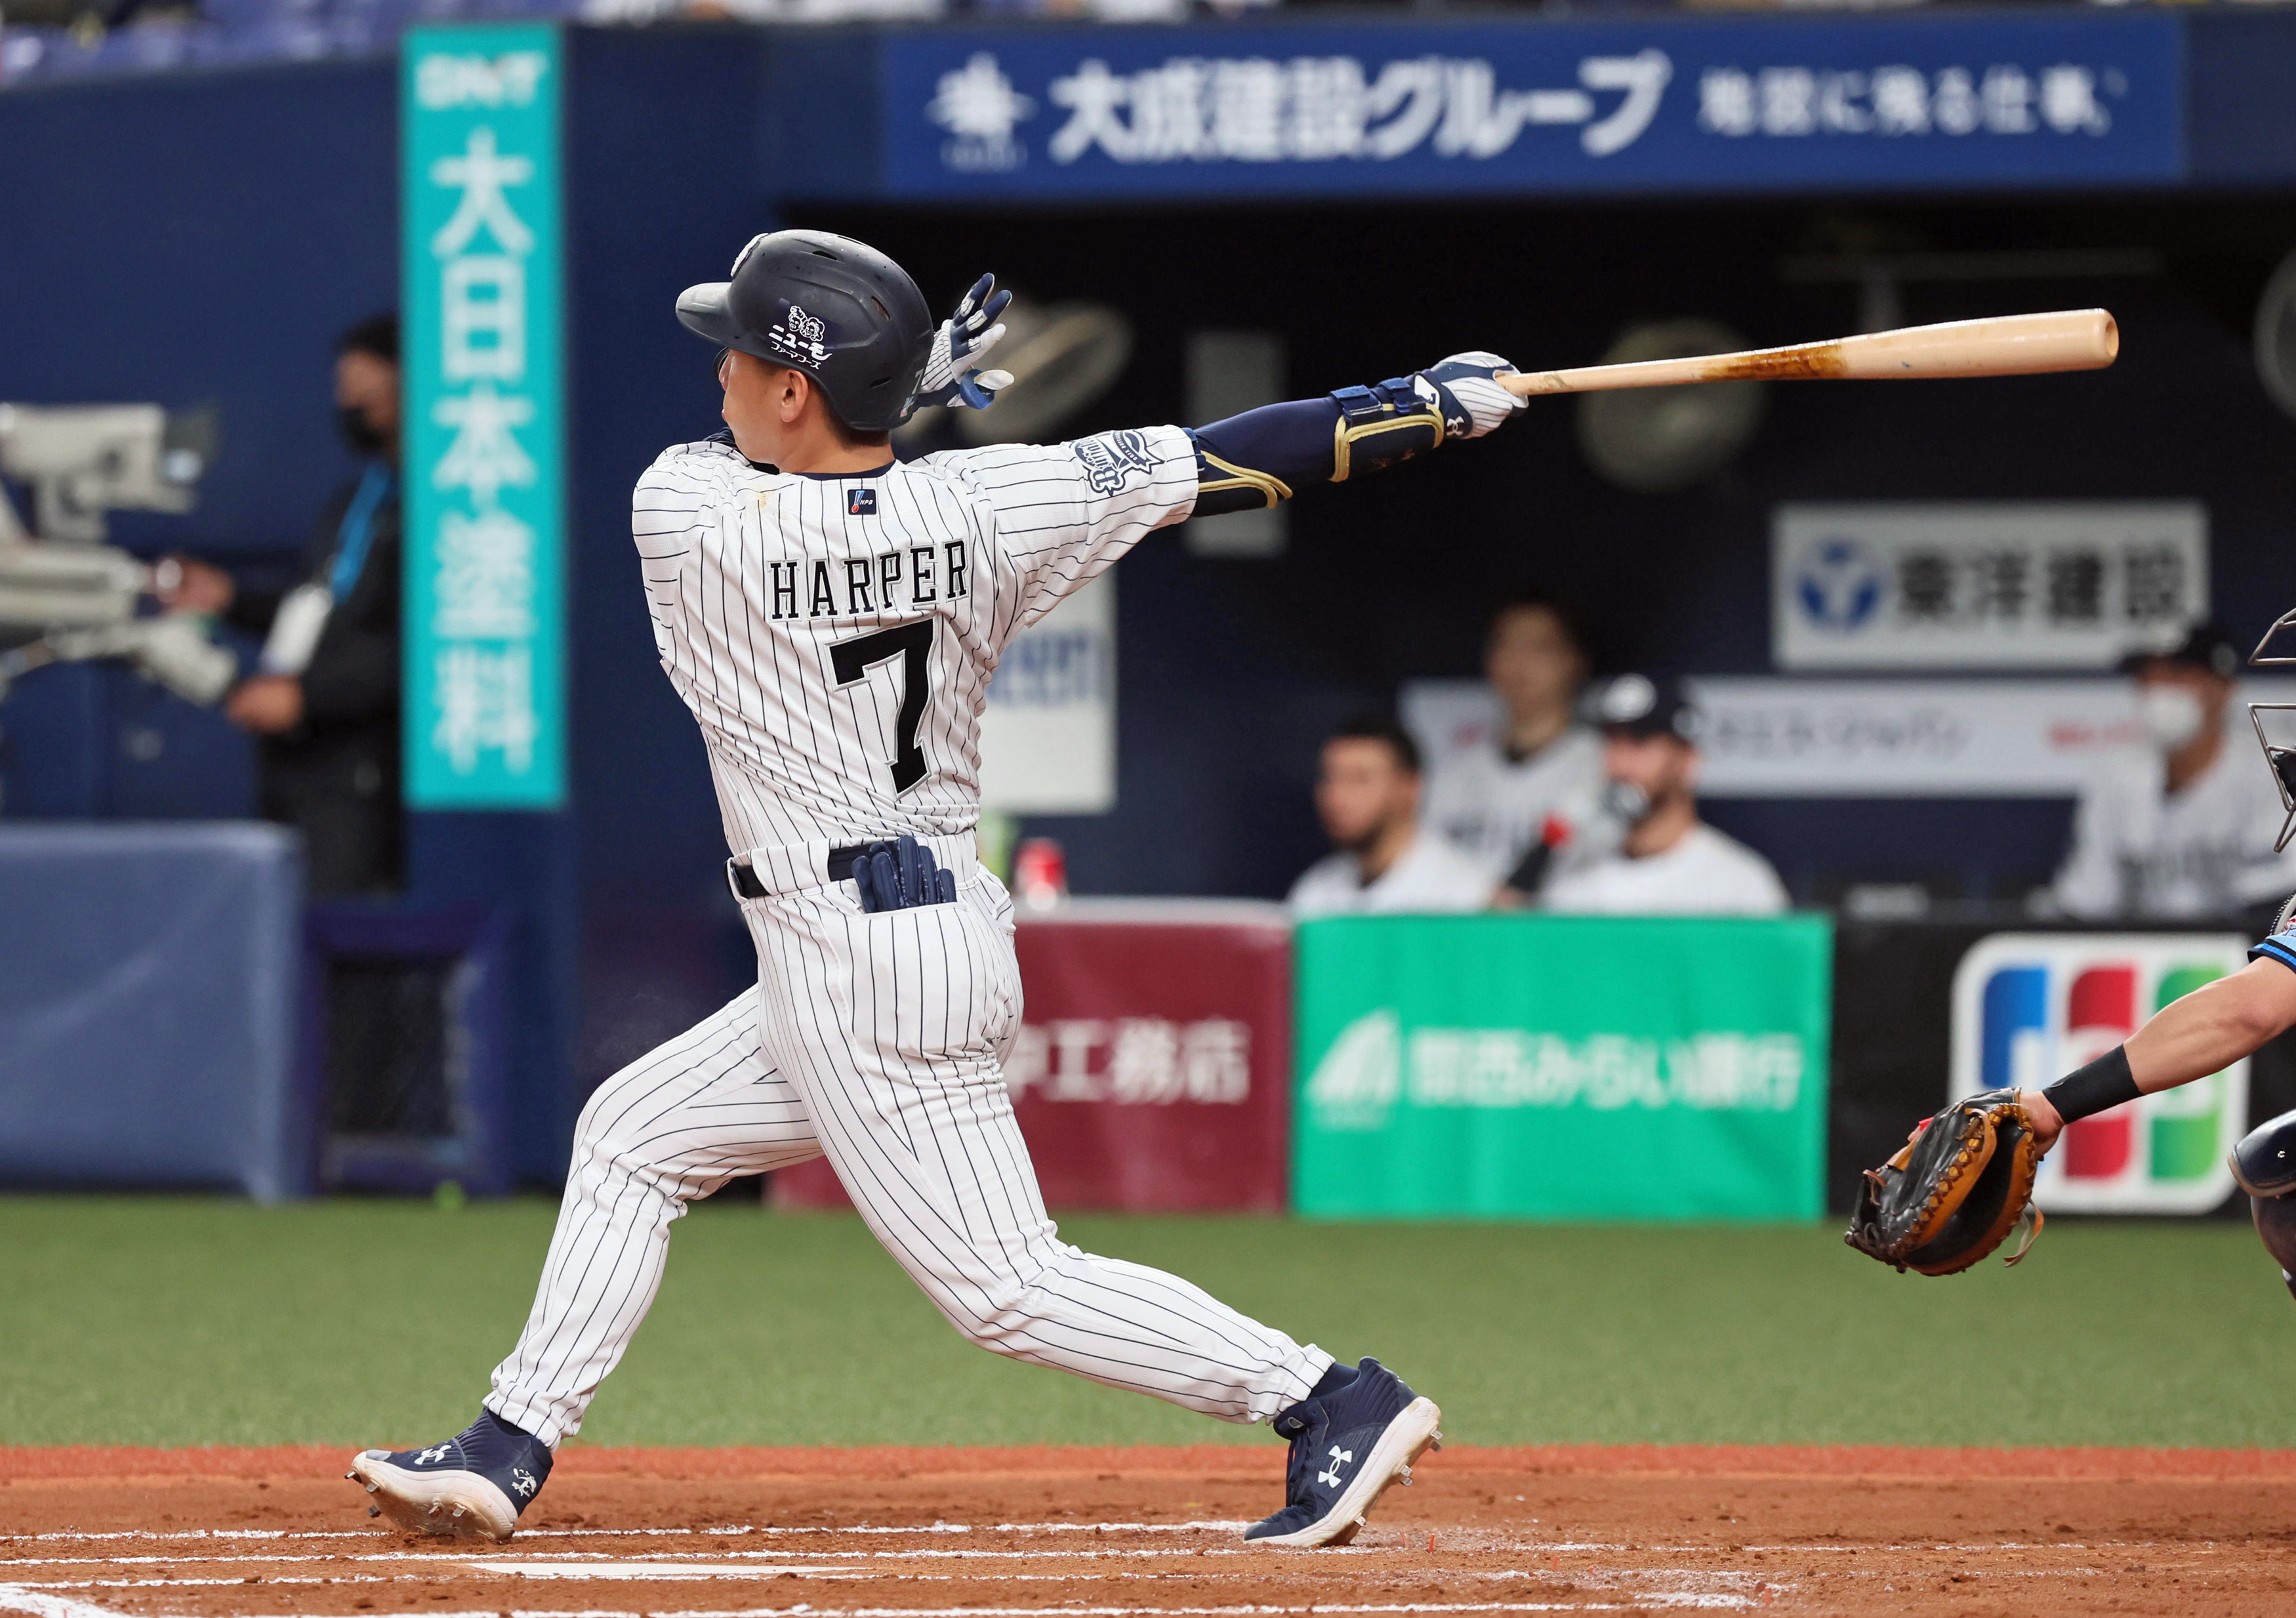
[486,869,1333,1448]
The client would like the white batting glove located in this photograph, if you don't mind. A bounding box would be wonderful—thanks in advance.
[1414,352,1525,440]
[916,273,1014,411]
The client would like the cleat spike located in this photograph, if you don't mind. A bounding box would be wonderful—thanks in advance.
[344,1471,358,1480]
[368,1505,381,1518]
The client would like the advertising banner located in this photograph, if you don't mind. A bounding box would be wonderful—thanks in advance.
[886,12,2179,201]
[1950,932,2250,1214]
[401,25,567,809]
[1404,676,2296,799]
[1294,914,1831,1220]
[775,901,1291,1211]
[978,575,1115,815]
[1773,503,2207,672]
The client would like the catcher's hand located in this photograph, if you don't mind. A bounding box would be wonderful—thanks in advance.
[1844,1090,2046,1276]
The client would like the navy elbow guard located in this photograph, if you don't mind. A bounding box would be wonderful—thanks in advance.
[1328,378,1447,482]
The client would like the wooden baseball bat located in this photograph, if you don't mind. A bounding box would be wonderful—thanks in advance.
[1498,308,2118,398]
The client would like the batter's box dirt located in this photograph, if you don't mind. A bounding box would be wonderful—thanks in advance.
[5,1445,2296,1618]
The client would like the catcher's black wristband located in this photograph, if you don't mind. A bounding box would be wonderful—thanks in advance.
[2041,1044,2141,1123]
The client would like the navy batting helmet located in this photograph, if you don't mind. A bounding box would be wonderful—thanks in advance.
[676,230,933,435]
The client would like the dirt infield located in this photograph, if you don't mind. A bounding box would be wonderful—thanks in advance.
[4,1445,2294,1618]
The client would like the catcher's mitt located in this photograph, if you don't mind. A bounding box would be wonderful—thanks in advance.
[1845,1090,2046,1276]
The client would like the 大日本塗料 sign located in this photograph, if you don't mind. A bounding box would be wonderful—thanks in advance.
[401,24,567,810]
[882,12,2180,199]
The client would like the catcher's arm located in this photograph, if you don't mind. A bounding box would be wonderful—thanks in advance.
[2022,956,2296,1150]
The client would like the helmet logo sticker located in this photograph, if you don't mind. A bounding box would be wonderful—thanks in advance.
[769,304,832,365]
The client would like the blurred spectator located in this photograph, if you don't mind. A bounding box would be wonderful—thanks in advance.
[158,313,403,896]
[2048,623,2296,921]
[1288,715,1490,918]
[1540,675,1787,917]
[1421,585,1605,901]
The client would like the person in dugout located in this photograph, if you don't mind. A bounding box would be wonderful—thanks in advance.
[1288,715,1491,918]
[1537,674,1788,917]
[159,314,404,896]
[2048,621,2296,923]
[1419,585,1606,905]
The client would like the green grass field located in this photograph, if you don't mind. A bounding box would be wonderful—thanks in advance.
[3,1194,2293,1451]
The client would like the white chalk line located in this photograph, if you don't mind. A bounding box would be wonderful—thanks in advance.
[7,1523,1266,1546]
[0,1542,1295,1560]
[0,1581,131,1618]
[0,1568,1637,1590]
[255,1603,1755,1617]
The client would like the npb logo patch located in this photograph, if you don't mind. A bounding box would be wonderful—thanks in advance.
[1950,934,2249,1214]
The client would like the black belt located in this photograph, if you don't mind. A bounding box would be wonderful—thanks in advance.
[729,844,869,900]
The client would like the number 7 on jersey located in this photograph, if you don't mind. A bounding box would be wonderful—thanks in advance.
[830,620,934,793]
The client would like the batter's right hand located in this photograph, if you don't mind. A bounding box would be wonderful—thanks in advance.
[1416,352,1525,440]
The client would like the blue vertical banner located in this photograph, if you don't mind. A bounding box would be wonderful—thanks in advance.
[401,24,567,809]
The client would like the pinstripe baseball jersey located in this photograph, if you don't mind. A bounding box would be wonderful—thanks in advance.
[633,427,1195,861]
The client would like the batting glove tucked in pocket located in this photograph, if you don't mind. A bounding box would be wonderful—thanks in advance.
[855,834,960,913]
[1414,352,1525,440]
[916,273,1015,411]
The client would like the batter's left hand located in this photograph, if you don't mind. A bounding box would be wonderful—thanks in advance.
[916,274,1015,411]
[1416,352,1525,440]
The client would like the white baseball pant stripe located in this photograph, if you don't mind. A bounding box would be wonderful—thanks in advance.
[486,873,1330,1449]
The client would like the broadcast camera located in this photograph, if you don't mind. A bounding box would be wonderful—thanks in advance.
[0,402,237,705]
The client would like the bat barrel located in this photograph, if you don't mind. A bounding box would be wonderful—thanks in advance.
[1834,308,2119,380]
[1498,307,2120,397]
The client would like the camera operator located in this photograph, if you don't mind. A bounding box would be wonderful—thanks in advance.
[159,314,403,896]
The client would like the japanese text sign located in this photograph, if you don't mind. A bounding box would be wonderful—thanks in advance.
[883,12,2180,200]
[1294,913,1832,1221]
[401,24,567,808]
[1774,503,2207,671]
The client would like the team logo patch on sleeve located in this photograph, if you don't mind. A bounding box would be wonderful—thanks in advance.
[1072,429,1159,496]
[848,487,878,516]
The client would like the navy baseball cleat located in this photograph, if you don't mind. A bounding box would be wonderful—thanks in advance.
[346,1411,552,1543]
[1245,1358,1442,1548]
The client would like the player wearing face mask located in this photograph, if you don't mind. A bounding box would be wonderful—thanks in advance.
[2047,623,2296,921]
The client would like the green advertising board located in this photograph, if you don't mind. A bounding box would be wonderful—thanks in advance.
[400,24,567,809]
[1294,914,1832,1221]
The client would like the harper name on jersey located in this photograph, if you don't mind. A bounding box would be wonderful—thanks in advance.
[766,541,972,621]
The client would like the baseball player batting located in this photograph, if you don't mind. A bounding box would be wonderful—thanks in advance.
[348,229,1526,1548]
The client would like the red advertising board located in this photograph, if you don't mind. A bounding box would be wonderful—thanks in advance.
[773,899,1291,1212]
